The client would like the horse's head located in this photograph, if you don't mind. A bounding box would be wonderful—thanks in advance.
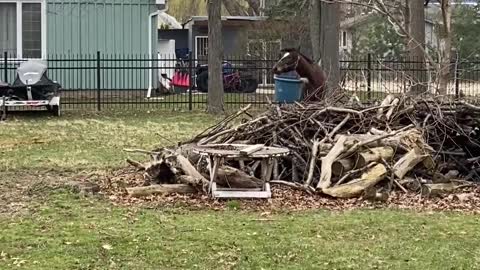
[272,48,301,74]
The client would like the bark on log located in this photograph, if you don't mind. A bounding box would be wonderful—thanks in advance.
[317,135,348,190]
[126,184,197,197]
[355,146,394,168]
[377,95,394,119]
[338,128,425,152]
[213,166,263,188]
[177,175,204,186]
[305,140,321,186]
[175,143,202,165]
[421,183,457,197]
[173,154,209,186]
[332,158,354,177]
[393,148,427,179]
[322,164,388,198]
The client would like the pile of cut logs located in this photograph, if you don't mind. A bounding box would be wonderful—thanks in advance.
[125,95,480,199]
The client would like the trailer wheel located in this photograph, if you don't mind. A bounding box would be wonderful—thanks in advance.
[53,105,60,117]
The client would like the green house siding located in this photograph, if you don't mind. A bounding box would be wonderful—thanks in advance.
[46,0,156,55]
[44,0,157,90]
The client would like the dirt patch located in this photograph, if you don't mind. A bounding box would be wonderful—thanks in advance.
[89,167,480,213]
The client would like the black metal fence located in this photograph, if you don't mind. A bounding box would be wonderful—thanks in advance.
[2,51,480,111]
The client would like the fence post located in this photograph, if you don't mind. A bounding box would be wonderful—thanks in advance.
[367,53,372,100]
[3,52,7,83]
[455,61,460,98]
[188,51,193,111]
[96,51,101,111]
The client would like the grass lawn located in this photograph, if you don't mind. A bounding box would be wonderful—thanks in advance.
[1,110,480,270]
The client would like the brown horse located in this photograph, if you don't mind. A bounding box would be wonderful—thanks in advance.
[272,48,327,102]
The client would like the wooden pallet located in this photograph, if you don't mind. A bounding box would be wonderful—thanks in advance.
[211,182,271,199]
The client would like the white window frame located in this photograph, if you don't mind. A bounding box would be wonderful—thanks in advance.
[0,0,47,59]
[195,36,208,59]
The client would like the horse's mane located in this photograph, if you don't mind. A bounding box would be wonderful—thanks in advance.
[280,48,314,64]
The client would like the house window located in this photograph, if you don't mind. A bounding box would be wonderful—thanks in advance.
[342,31,347,47]
[0,3,17,57]
[195,36,209,58]
[0,1,45,58]
[22,3,42,58]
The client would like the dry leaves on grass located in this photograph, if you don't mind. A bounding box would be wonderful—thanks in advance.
[90,168,480,214]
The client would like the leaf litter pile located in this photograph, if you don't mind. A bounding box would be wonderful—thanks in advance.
[94,95,480,212]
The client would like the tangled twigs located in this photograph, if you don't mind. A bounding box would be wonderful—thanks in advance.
[123,94,480,200]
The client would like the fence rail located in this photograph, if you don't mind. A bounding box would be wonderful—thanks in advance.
[1,51,480,111]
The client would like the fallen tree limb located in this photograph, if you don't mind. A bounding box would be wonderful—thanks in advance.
[322,163,388,198]
[340,125,415,158]
[393,148,427,179]
[271,180,314,194]
[317,135,348,190]
[126,158,146,170]
[214,166,263,188]
[126,184,197,197]
[304,140,320,187]
[355,146,394,168]
[335,162,379,186]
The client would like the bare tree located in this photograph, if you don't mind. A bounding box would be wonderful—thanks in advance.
[310,0,341,93]
[320,1,341,93]
[438,0,452,95]
[408,0,427,94]
[322,0,453,95]
[310,0,322,62]
[208,0,225,114]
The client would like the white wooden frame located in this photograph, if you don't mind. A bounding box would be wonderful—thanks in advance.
[0,0,47,59]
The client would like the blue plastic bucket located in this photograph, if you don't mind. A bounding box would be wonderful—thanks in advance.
[274,76,303,103]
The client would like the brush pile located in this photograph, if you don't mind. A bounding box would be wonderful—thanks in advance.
[127,95,480,199]
[184,95,480,198]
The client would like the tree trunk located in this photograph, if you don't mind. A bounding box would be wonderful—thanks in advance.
[310,0,321,63]
[404,0,410,36]
[208,0,225,114]
[408,0,427,95]
[438,0,452,95]
[320,1,341,94]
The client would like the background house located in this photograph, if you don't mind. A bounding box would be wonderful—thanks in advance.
[158,16,268,60]
[0,0,160,58]
[1,0,162,90]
